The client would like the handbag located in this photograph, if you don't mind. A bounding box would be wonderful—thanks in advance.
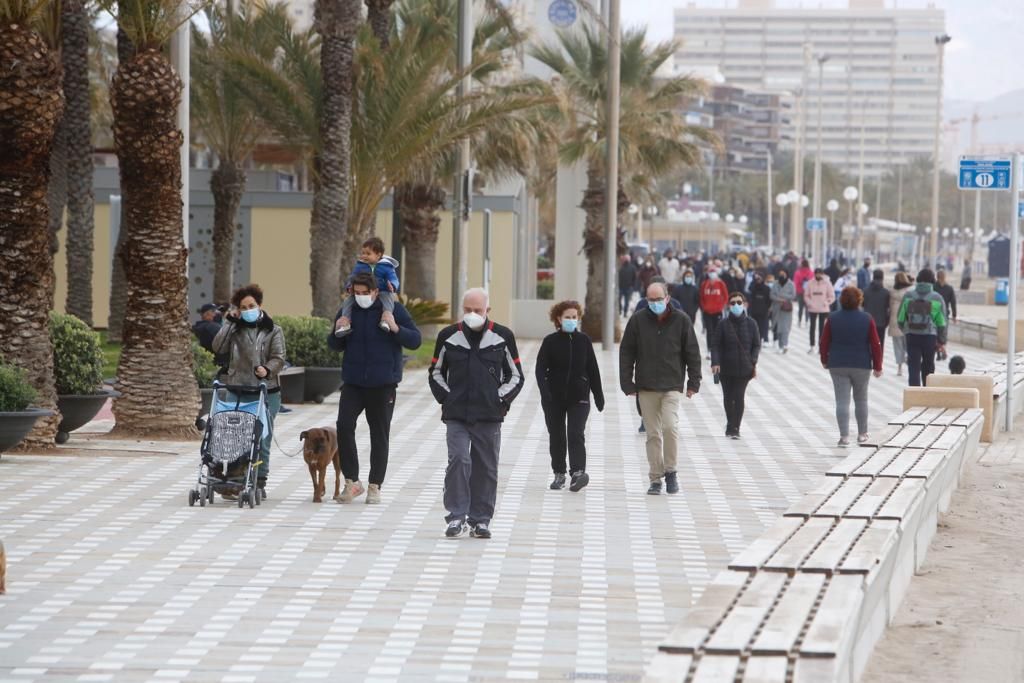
[780,299,793,313]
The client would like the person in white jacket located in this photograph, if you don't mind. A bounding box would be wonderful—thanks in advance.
[658,251,681,284]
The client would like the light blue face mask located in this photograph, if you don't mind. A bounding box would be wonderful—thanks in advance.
[730,303,745,317]
[649,300,667,316]
[684,276,694,285]
[561,319,578,333]
[241,308,260,323]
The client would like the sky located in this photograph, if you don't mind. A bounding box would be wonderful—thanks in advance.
[621,0,1024,103]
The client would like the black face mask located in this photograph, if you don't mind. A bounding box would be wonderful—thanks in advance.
[778,276,788,284]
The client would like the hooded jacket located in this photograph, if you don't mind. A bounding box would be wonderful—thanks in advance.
[897,283,948,343]
[793,266,815,295]
[211,312,287,392]
[700,278,730,315]
[862,281,891,330]
[351,255,400,293]
[803,276,835,314]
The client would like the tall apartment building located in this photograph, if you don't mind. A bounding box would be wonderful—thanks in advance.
[674,0,946,178]
[692,84,785,175]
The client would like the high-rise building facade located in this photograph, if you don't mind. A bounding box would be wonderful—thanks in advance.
[674,0,946,178]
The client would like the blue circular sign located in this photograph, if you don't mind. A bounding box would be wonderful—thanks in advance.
[548,0,578,29]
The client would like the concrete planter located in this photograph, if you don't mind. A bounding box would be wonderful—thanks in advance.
[55,389,120,444]
[0,408,56,456]
[279,367,306,404]
[303,368,343,404]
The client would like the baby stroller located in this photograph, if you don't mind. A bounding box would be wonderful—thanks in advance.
[189,381,268,509]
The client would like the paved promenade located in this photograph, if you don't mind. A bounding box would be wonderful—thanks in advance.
[0,323,1002,682]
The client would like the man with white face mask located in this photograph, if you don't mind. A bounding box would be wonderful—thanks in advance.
[429,288,525,539]
[328,273,422,504]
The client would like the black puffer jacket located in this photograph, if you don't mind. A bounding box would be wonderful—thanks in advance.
[748,281,772,318]
[535,330,605,410]
[671,283,700,322]
[862,282,891,330]
[710,313,761,378]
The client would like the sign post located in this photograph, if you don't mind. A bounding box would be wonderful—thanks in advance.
[1009,154,1021,432]
[958,156,1013,191]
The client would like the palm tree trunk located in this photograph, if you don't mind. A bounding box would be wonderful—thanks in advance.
[0,24,65,446]
[396,181,445,300]
[364,0,393,48]
[311,0,360,318]
[107,28,133,343]
[109,48,198,436]
[580,163,628,344]
[63,0,96,325]
[210,159,246,305]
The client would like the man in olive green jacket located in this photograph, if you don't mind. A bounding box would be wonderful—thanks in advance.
[620,282,702,496]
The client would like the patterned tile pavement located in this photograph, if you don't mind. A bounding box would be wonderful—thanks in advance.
[0,320,1002,682]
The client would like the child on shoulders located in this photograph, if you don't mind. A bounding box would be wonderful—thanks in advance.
[335,237,400,336]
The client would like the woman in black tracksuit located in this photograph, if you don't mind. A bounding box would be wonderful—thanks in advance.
[535,300,605,492]
[710,292,761,439]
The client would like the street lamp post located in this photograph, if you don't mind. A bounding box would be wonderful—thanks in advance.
[786,189,799,252]
[930,34,952,269]
[856,102,867,262]
[793,44,812,258]
[774,193,788,254]
[602,0,622,350]
[812,53,829,265]
[826,199,839,262]
[843,186,858,257]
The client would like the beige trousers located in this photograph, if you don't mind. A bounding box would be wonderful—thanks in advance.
[638,390,682,482]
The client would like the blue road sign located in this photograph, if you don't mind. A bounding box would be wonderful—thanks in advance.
[959,157,1012,191]
[806,217,826,232]
[1019,201,1024,220]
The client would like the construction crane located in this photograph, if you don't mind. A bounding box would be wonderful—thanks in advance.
[948,108,1024,154]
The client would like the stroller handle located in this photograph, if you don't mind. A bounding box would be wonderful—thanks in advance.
[212,380,269,397]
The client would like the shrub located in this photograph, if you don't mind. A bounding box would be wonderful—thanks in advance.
[50,312,104,395]
[276,316,342,368]
[399,295,450,327]
[537,280,554,300]
[0,362,37,412]
[191,341,219,388]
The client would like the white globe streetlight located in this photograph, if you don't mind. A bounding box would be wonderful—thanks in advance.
[843,186,858,202]
[826,199,839,212]
[776,193,789,207]
[739,215,748,225]
[786,189,800,203]
[698,211,708,221]
[725,213,735,223]
[711,212,721,221]
[859,203,869,215]
[801,195,810,208]
[628,204,638,215]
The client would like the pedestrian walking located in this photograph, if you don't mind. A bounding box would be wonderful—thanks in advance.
[672,270,701,324]
[637,258,658,294]
[429,288,525,539]
[819,286,883,447]
[710,293,761,439]
[770,272,797,353]
[619,282,702,496]
[192,303,223,354]
[793,259,815,327]
[856,257,873,291]
[211,284,287,498]
[328,273,422,505]
[960,260,972,291]
[888,271,912,376]
[934,270,957,362]
[804,268,835,352]
[658,250,681,284]
[897,268,948,387]
[618,255,638,316]
[700,269,729,351]
[535,301,604,492]
[862,269,890,356]
[747,273,772,342]
[825,258,842,287]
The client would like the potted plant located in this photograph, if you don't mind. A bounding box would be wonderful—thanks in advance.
[51,313,119,444]
[191,341,219,430]
[277,316,343,403]
[0,361,54,457]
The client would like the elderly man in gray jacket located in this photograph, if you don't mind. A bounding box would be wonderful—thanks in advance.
[620,282,703,496]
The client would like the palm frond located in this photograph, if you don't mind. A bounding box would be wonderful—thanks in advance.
[0,0,51,26]
[97,0,207,51]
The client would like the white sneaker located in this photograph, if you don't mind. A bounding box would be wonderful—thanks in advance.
[379,321,390,332]
[337,479,365,503]
[366,483,381,504]
[837,436,850,448]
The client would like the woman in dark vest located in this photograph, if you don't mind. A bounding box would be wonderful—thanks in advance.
[535,300,605,492]
[819,286,883,447]
[710,292,761,439]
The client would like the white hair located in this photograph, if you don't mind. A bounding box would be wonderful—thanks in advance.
[463,287,490,307]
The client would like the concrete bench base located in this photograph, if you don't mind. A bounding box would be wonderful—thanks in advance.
[926,374,994,441]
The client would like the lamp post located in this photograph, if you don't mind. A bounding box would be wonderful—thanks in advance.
[812,53,829,265]
[826,199,839,262]
[628,203,639,241]
[843,186,858,257]
[929,33,952,270]
[793,43,812,258]
[775,193,788,254]
[856,101,867,263]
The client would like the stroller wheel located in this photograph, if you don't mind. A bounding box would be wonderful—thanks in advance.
[199,488,207,507]
[255,489,261,506]
[208,487,215,504]
[188,490,197,507]
[237,495,245,509]
[247,490,256,509]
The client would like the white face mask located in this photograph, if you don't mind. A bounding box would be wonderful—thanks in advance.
[355,294,374,309]
[462,312,486,330]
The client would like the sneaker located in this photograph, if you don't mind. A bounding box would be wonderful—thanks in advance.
[550,473,566,490]
[337,479,365,504]
[837,436,850,448]
[729,433,741,440]
[445,519,468,538]
[647,480,662,496]
[857,434,870,445]
[569,471,590,492]
[333,325,352,338]
[897,363,904,377]
[379,320,391,332]
[470,523,491,539]
[638,421,646,434]
[665,471,679,495]
[366,484,381,504]
[807,347,815,354]
[278,405,293,414]
[782,347,789,355]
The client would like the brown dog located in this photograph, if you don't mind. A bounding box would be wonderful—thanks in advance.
[299,428,341,503]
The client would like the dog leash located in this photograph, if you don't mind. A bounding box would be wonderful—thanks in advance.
[272,431,305,458]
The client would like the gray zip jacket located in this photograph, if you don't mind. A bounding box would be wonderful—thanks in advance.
[211,312,287,391]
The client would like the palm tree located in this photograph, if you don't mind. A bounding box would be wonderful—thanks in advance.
[0,0,65,445]
[364,0,392,47]
[107,26,133,343]
[530,26,715,342]
[63,0,96,325]
[100,0,203,435]
[311,0,360,317]
[191,3,273,305]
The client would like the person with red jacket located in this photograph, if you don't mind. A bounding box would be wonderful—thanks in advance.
[700,270,730,352]
[792,259,815,328]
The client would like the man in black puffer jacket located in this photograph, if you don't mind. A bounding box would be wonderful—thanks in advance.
[429,288,525,540]
[328,273,422,505]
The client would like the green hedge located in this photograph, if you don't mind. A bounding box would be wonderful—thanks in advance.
[191,340,219,388]
[0,362,36,412]
[50,312,104,395]
[275,316,342,368]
